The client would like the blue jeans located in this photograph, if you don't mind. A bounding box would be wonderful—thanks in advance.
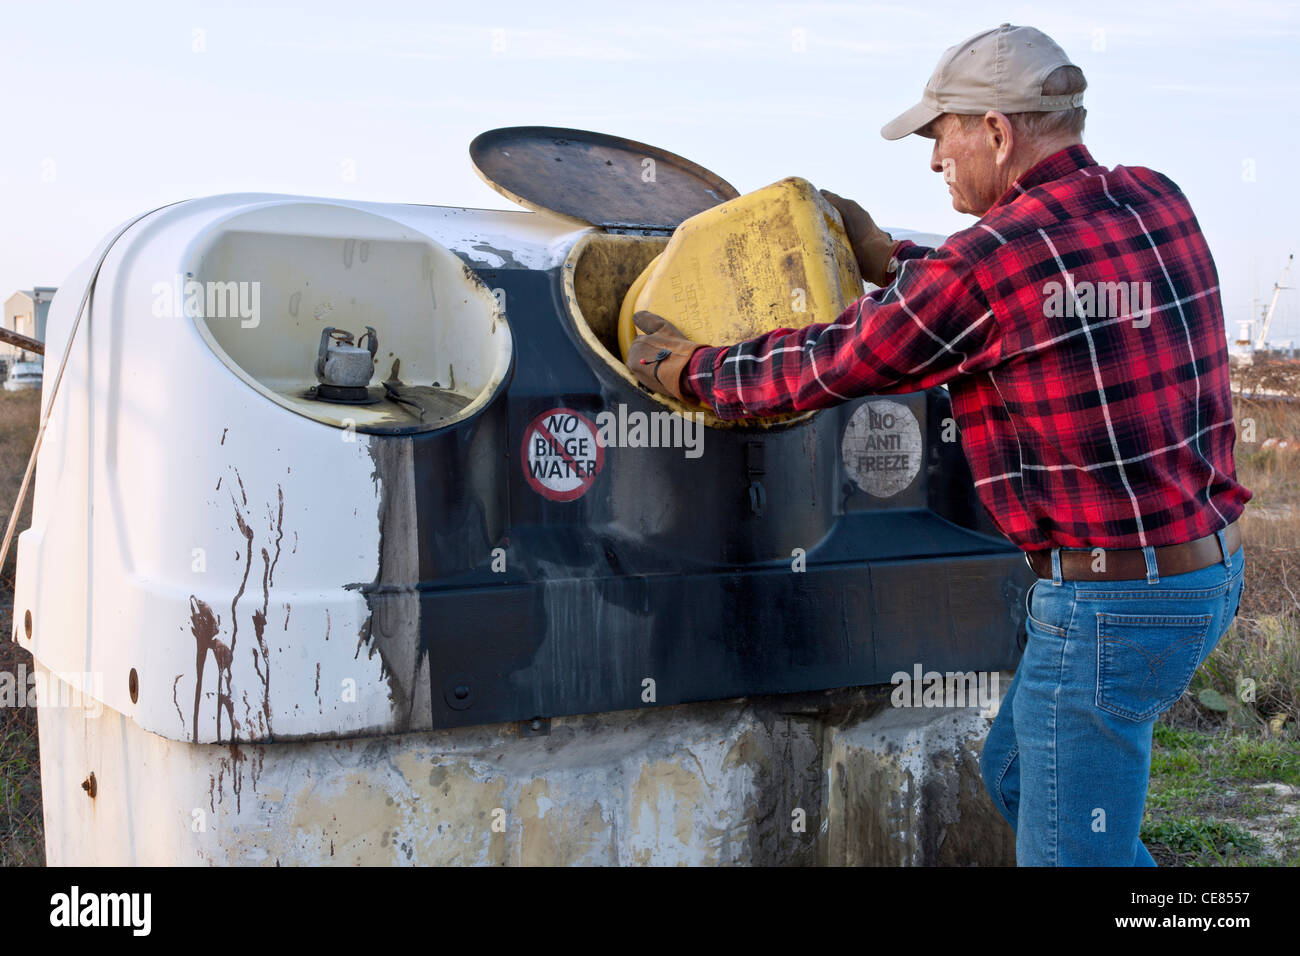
[981,531,1244,866]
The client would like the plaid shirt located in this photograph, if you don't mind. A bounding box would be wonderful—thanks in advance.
[682,144,1251,551]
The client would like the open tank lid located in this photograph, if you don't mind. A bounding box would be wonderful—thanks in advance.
[470,126,740,231]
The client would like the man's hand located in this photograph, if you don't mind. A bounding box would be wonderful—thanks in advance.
[821,189,903,287]
[626,311,704,405]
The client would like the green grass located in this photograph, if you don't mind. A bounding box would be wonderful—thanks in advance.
[1141,818,1265,865]
[1218,737,1300,784]
[1145,721,1300,866]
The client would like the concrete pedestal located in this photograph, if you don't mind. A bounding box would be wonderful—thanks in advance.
[38,665,1017,866]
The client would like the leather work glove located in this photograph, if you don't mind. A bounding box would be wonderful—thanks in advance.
[820,189,904,288]
[626,311,704,405]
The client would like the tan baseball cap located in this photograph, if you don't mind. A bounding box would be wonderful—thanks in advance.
[881,24,1083,140]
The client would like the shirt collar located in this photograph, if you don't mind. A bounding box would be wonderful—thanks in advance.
[988,143,1097,211]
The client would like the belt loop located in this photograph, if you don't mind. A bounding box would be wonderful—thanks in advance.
[1050,547,1063,586]
[1143,544,1159,584]
[1216,528,1231,568]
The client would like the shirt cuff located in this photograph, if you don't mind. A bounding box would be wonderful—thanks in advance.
[892,238,924,262]
[681,345,718,407]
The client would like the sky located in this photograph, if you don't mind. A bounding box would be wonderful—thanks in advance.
[3,0,1298,341]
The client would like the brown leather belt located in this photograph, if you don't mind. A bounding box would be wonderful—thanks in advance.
[1025,521,1241,581]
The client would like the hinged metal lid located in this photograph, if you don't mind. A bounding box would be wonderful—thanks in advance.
[470,126,739,232]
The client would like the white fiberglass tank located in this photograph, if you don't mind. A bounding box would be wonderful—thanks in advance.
[12,193,582,864]
[13,194,545,747]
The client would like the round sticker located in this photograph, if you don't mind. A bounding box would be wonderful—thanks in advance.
[521,408,604,502]
[841,400,923,498]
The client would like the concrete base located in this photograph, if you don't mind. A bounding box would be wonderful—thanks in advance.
[38,664,1017,865]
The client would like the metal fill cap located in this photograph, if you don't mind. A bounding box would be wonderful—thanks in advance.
[470,126,739,231]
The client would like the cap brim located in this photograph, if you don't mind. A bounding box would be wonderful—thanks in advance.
[880,101,942,141]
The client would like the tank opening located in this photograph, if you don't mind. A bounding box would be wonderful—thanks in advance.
[189,202,511,434]
[562,232,814,430]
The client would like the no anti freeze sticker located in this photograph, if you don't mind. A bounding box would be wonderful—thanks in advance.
[522,408,604,501]
[841,399,922,498]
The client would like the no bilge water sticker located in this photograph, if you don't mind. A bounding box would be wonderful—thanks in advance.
[521,408,604,501]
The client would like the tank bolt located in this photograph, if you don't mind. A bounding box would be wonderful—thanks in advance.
[519,717,550,738]
[442,671,475,710]
[128,668,139,704]
[81,773,97,799]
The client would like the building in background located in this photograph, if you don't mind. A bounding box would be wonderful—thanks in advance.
[3,287,55,370]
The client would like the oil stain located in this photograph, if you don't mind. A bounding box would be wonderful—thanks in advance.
[188,596,234,743]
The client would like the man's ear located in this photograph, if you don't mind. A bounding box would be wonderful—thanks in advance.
[983,110,1014,165]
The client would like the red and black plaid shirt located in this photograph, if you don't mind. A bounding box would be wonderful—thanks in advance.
[682,144,1251,551]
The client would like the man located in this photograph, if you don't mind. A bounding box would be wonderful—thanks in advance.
[627,24,1250,867]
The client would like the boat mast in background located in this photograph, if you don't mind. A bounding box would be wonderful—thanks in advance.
[1233,253,1295,366]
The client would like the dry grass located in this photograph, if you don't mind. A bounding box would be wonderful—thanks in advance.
[1161,388,1300,744]
[0,656,42,867]
[0,389,43,866]
[1233,390,1300,623]
[0,389,39,606]
[1234,355,1300,401]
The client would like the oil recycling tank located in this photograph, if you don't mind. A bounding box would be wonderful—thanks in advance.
[15,127,1030,865]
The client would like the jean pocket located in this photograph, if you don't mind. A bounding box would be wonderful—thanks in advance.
[1096,612,1213,721]
[1025,579,1071,637]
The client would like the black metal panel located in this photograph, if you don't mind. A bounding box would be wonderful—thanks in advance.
[362,258,1032,730]
[421,552,1024,730]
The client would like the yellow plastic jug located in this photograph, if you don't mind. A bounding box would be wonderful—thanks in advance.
[617,177,863,361]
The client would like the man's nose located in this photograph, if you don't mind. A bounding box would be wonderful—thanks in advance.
[930,147,944,174]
